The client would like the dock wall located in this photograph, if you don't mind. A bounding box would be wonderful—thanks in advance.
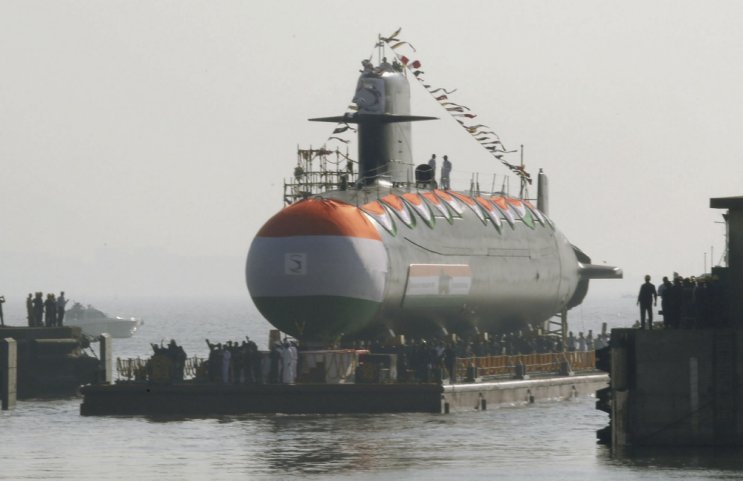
[0,327,100,398]
[607,328,743,446]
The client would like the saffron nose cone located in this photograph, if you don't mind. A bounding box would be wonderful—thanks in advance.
[246,198,388,341]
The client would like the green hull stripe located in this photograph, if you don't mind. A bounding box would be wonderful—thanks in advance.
[253,296,381,340]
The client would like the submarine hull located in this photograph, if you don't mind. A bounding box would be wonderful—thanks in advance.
[246,189,581,342]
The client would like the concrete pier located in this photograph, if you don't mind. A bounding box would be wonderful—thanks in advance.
[600,328,743,446]
[598,194,743,447]
[0,327,100,398]
[599,194,743,446]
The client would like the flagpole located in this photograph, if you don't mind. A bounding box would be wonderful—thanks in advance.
[519,144,525,199]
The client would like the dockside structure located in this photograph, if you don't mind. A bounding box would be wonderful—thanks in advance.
[598,195,743,446]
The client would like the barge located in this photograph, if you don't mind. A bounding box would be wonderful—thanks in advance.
[80,348,606,416]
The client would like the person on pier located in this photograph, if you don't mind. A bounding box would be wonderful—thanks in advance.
[26,293,33,326]
[33,292,44,327]
[666,277,684,329]
[637,275,658,329]
[56,291,68,326]
[658,276,672,328]
[44,293,56,327]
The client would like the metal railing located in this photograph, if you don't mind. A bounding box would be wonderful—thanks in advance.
[116,356,205,381]
[115,350,596,384]
[455,350,596,380]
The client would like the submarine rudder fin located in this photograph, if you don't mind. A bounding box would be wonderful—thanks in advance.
[578,263,624,280]
[571,244,622,280]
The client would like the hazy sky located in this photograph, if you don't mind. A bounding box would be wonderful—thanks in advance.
[2,1,742,305]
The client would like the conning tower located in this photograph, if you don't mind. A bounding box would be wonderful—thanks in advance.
[311,59,435,186]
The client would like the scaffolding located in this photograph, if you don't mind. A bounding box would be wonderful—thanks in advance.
[544,308,569,351]
[282,147,535,205]
[283,147,357,205]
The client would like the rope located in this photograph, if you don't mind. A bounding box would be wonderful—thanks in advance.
[379,28,531,185]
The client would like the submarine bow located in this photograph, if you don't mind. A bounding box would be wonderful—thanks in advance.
[247,198,388,341]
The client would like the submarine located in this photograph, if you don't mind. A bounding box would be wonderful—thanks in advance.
[246,53,622,343]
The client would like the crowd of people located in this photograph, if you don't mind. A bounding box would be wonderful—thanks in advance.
[203,337,298,385]
[0,292,69,328]
[138,329,602,385]
[345,329,606,384]
[149,339,187,383]
[25,291,68,327]
[348,329,604,359]
[637,273,728,329]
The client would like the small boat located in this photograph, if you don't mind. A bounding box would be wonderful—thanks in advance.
[65,302,143,338]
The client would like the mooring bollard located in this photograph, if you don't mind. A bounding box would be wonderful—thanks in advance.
[1,338,17,410]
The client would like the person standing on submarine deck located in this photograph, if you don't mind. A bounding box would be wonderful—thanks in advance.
[441,155,452,190]
[427,154,437,187]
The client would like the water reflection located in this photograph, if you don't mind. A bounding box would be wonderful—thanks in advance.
[235,413,455,475]
[6,396,743,480]
[10,297,742,480]
[604,445,743,472]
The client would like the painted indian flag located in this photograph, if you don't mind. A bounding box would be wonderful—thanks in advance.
[403,264,472,305]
